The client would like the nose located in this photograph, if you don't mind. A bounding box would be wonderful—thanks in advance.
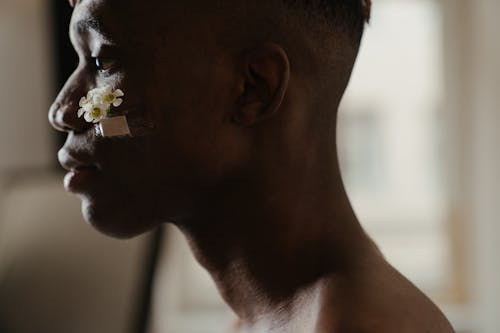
[48,76,92,133]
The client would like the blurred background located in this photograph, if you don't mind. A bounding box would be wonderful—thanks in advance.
[0,0,499,332]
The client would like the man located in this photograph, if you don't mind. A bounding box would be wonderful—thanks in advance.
[49,0,455,332]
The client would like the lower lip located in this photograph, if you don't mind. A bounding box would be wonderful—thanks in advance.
[64,168,100,193]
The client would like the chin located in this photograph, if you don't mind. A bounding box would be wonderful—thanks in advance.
[80,196,159,239]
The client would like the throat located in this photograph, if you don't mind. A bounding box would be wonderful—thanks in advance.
[235,278,325,333]
[177,213,370,324]
[174,164,372,325]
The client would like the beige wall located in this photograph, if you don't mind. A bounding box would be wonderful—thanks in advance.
[442,0,500,332]
[0,0,53,171]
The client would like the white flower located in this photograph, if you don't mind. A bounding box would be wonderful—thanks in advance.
[102,87,124,107]
[86,87,105,104]
[77,86,125,123]
[83,103,108,123]
[88,86,123,107]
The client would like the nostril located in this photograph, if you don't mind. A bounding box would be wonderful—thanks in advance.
[48,102,65,132]
[49,101,90,133]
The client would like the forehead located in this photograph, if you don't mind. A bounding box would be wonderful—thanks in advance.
[71,0,224,42]
[71,0,215,25]
[70,0,156,43]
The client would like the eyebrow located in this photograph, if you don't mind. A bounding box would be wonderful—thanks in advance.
[74,17,116,43]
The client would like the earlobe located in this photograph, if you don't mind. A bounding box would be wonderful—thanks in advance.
[232,43,290,126]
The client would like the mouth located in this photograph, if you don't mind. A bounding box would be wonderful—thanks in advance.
[58,149,101,193]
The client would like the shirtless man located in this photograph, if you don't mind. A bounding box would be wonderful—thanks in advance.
[48,0,455,332]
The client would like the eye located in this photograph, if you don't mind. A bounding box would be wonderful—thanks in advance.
[92,57,115,73]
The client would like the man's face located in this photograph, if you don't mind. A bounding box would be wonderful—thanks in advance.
[49,0,246,237]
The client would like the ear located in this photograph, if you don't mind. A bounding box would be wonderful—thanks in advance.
[232,43,290,126]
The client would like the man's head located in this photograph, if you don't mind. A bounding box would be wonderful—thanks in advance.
[49,0,371,238]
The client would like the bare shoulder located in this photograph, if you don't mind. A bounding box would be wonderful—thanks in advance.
[315,262,456,333]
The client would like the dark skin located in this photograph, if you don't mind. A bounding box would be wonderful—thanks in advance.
[49,0,456,332]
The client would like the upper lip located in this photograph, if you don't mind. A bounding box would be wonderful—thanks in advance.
[58,148,99,172]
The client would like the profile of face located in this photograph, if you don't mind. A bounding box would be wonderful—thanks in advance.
[49,0,258,238]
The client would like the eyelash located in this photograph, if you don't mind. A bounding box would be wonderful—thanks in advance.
[89,57,115,74]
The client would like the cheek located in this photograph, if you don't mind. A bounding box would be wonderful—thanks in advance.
[110,53,248,205]
[151,119,249,207]
[86,137,176,227]
[86,111,247,226]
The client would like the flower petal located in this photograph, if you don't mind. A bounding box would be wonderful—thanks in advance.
[114,89,124,97]
[77,108,85,118]
[86,89,96,99]
[79,97,87,107]
[93,94,104,104]
[84,112,94,122]
[112,98,123,107]
[83,103,93,112]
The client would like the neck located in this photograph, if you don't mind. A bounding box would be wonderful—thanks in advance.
[175,148,375,323]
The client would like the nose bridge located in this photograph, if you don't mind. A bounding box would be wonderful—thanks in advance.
[48,70,91,133]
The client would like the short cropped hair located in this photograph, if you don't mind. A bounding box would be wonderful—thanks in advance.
[283,0,371,43]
